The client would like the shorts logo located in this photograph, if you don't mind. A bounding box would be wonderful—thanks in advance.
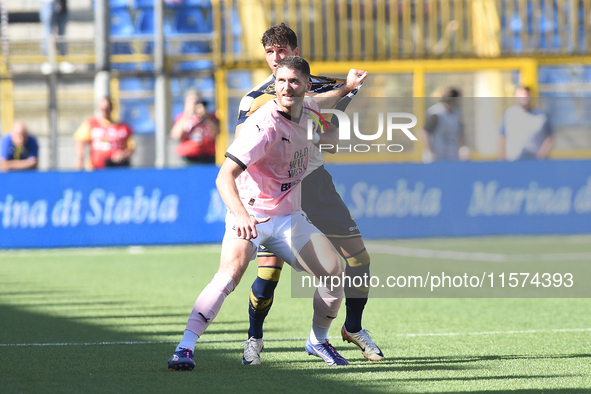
[248,198,255,206]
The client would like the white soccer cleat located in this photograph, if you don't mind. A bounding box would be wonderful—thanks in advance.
[241,337,264,365]
[341,325,385,361]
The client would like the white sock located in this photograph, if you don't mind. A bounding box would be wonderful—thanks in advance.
[309,324,330,345]
[176,329,199,351]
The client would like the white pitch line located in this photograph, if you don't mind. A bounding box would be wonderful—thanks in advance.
[399,327,591,337]
[0,245,221,257]
[366,243,591,263]
[1,328,589,347]
[366,243,508,262]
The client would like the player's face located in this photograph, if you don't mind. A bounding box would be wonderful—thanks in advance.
[275,66,310,114]
[264,44,299,75]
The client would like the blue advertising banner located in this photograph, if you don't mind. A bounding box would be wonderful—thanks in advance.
[1,160,590,248]
[0,166,227,249]
[326,160,591,238]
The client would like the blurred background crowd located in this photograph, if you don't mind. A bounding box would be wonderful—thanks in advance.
[1,0,590,171]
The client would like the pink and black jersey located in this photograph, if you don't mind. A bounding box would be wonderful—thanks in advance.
[225,98,320,216]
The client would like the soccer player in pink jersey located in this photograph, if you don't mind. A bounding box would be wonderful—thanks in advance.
[168,57,349,370]
[239,24,383,366]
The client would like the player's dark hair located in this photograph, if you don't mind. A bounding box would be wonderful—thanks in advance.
[276,56,310,81]
[261,23,298,50]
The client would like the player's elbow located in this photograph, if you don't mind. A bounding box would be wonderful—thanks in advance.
[215,169,233,192]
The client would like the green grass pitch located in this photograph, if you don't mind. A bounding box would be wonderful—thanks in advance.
[1,236,591,393]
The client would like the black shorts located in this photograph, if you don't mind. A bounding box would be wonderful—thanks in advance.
[301,165,361,238]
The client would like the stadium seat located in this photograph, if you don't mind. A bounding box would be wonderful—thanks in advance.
[194,76,215,92]
[133,0,154,8]
[110,8,135,37]
[174,8,212,33]
[133,0,197,8]
[183,0,212,7]
[110,0,130,9]
[226,71,252,91]
[178,42,213,71]
[135,9,174,35]
[120,100,155,134]
[119,78,155,91]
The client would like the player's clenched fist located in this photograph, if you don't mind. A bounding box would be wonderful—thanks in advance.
[345,69,368,92]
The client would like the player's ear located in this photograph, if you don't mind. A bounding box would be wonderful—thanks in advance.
[307,79,312,91]
[294,47,300,56]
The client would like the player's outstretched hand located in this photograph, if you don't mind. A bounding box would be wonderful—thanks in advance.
[346,69,368,92]
[235,215,270,240]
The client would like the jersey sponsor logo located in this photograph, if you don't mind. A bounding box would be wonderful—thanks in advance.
[280,179,302,192]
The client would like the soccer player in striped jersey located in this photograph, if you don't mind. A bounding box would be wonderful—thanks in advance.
[239,23,384,366]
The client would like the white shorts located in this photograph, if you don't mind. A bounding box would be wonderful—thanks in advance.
[222,210,322,270]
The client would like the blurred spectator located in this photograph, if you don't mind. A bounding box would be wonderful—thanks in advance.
[171,90,219,164]
[421,87,469,162]
[499,86,553,161]
[74,97,135,170]
[0,121,39,172]
[40,0,74,74]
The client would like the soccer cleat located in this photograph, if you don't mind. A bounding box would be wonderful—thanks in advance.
[241,337,264,365]
[341,325,385,361]
[168,348,196,371]
[305,338,349,366]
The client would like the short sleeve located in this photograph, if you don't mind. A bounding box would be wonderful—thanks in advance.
[226,121,274,169]
[423,113,439,133]
[27,137,39,158]
[0,135,10,159]
[543,112,553,136]
[499,112,506,136]
[73,120,91,141]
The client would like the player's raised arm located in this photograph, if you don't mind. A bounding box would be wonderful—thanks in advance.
[310,68,368,109]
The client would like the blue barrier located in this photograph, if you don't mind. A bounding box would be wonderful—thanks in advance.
[327,160,591,238]
[1,160,590,249]
[0,166,226,248]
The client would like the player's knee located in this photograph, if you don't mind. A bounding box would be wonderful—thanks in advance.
[345,249,370,268]
[251,266,281,300]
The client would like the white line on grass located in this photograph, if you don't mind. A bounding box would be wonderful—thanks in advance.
[365,242,591,263]
[0,245,221,257]
[2,328,590,347]
[365,243,508,262]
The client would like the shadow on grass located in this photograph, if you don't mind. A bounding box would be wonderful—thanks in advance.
[1,303,589,394]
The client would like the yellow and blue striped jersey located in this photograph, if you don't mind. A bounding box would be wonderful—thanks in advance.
[237,74,359,126]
